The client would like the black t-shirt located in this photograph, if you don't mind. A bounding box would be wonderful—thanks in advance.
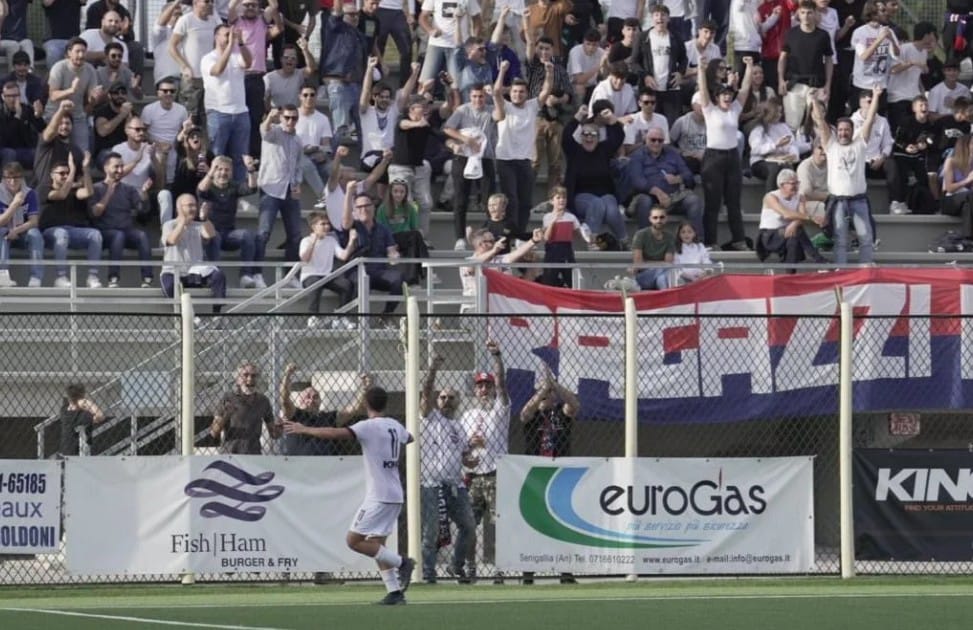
[58,405,94,456]
[33,136,83,189]
[834,0,866,50]
[93,104,129,158]
[936,115,971,152]
[523,406,573,458]
[281,409,340,456]
[45,0,83,40]
[37,182,92,230]
[782,27,834,87]
[392,111,432,167]
[198,181,257,233]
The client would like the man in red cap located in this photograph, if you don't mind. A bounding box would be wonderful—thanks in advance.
[460,339,510,583]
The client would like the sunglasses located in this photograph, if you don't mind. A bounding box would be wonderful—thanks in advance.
[580,131,599,138]
[640,100,656,105]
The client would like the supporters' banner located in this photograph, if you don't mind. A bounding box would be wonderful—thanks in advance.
[0,460,61,554]
[486,268,973,422]
[854,449,973,561]
[65,456,382,574]
[496,455,814,574]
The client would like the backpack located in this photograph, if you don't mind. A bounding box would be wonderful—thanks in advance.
[929,230,973,253]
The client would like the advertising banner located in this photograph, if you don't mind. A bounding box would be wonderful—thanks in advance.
[65,456,383,574]
[496,455,814,574]
[0,460,61,554]
[485,267,973,423]
[854,449,973,561]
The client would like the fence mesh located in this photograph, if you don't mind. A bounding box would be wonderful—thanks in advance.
[3,312,973,584]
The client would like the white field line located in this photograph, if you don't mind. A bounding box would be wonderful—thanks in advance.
[0,607,291,629]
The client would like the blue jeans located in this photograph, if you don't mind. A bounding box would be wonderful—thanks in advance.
[207,228,262,277]
[257,194,302,271]
[43,39,69,67]
[575,193,627,242]
[42,226,102,279]
[420,44,461,83]
[833,196,874,265]
[100,227,152,280]
[161,270,226,313]
[420,484,475,580]
[0,226,43,280]
[636,267,670,290]
[325,80,362,141]
[207,110,251,182]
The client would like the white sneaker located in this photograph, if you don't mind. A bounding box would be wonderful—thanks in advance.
[108,277,120,288]
[313,198,327,209]
[307,315,323,329]
[54,276,72,288]
[454,238,467,251]
[27,277,41,288]
[0,270,16,287]
[890,201,912,215]
[240,274,256,288]
[252,274,267,289]
[287,277,302,289]
[333,317,357,330]
[86,276,102,289]
[141,277,153,288]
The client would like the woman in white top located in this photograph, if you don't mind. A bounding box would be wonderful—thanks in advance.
[698,53,754,250]
[756,169,826,268]
[300,212,357,329]
[748,98,809,191]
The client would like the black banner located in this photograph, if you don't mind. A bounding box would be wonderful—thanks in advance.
[854,449,973,561]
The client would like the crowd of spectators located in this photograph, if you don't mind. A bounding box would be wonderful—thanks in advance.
[0,0,972,301]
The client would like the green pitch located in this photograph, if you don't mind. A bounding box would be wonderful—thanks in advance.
[1,578,972,629]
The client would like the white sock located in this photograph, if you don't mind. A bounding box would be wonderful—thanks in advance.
[380,567,401,593]
[374,545,402,568]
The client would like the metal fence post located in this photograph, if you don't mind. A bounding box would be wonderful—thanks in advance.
[180,292,196,585]
[624,296,638,582]
[839,300,855,579]
[405,296,422,574]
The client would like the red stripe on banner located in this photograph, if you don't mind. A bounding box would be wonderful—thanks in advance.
[578,336,610,347]
[718,327,749,340]
[768,317,798,347]
[509,317,529,328]
[663,325,699,352]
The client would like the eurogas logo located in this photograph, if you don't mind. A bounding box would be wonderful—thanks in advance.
[519,467,766,548]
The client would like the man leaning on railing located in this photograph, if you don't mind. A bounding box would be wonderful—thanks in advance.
[57,383,105,458]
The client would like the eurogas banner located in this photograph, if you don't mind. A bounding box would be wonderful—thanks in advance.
[64,456,381,574]
[497,456,815,574]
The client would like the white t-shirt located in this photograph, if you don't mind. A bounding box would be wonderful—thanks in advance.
[685,41,721,73]
[495,99,540,161]
[825,134,868,197]
[141,101,189,182]
[851,109,893,160]
[567,44,606,87]
[886,42,925,103]
[729,0,762,52]
[851,23,898,90]
[361,105,399,153]
[589,78,637,115]
[817,7,839,63]
[151,24,181,84]
[419,410,468,486]
[624,111,671,145]
[929,82,970,115]
[80,29,128,65]
[702,101,742,150]
[299,233,341,281]
[607,0,638,19]
[350,417,411,504]
[422,0,481,49]
[459,396,511,475]
[112,141,155,190]
[172,13,222,78]
[200,50,248,114]
[759,189,800,230]
[649,30,671,89]
[296,110,333,150]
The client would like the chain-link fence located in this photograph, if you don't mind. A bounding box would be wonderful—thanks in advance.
[3,311,973,585]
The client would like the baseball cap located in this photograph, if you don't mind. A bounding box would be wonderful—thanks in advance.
[108,80,127,93]
[473,372,495,384]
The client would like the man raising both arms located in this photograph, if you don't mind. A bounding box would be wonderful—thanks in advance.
[282,386,416,605]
